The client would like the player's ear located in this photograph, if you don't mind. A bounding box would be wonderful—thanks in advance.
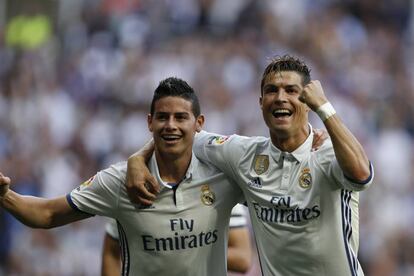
[259,96,263,110]
[195,114,205,132]
[147,113,153,132]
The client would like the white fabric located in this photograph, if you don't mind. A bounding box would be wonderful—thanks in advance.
[193,128,374,276]
[69,154,243,276]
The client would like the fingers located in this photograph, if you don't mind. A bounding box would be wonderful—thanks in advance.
[127,187,155,206]
[311,128,329,151]
[126,181,156,205]
[0,173,10,185]
[126,172,160,206]
[145,175,160,194]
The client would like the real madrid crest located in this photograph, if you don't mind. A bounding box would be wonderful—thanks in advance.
[253,155,269,175]
[200,184,215,206]
[299,168,312,189]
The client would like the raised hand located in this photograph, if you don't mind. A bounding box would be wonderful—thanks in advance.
[0,172,11,200]
[312,128,329,151]
[299,80,328,111]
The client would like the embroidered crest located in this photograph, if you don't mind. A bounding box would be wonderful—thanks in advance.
[299,168,312,189]
[200,184,215,206]
[253,155,269,175]
[207,135,230,145]
[76,175,96,191]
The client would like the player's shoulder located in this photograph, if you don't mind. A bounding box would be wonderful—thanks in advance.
[101,161,127,181]
[199,130,269,149]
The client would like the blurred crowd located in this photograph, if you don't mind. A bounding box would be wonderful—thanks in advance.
[0,0,414,275]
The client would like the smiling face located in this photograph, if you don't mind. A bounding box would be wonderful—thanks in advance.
[148,96,204,160]
[260,71,310,139]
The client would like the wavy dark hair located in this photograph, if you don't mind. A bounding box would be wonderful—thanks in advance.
[150,77,200,117]
[261,55,311,95]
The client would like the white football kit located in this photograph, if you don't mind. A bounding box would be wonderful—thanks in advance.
[67,153,243,276]
[105,203,248,239]
[194,128,374,276]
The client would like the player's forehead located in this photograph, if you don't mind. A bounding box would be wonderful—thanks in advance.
[263,71,304,88]
[153,96,193,114]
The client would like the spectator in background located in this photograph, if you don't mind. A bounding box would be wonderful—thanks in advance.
[0,1,413,275]
[5,2,52,50]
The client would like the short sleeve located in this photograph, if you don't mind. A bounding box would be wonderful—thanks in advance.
[315,141,374,191]
[229,204,248,229]
[67,162,127,218]
[194,131,250,179]
[105,219,119,239]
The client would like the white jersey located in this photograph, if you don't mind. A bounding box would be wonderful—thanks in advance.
[68,153,243,276]
[194,128,374,276]
[106,204,248,239]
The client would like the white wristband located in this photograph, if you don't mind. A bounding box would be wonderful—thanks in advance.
[316,102,336,122]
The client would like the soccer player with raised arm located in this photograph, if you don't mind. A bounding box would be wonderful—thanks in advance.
[126,55,374,276]
[0,77,246,276]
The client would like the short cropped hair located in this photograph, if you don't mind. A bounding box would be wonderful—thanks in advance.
[150,77,201,117]
[260,55,311,95]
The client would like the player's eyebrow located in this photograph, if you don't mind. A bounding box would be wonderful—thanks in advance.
[284,84,301,90]
[263,84,301,90]
[155,111,190,117]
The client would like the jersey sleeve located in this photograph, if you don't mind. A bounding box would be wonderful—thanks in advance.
[229,204,248,229]
[315,141,374,191]
[105,219,119,239]
[193,130,248,179]
[67,162,126,218]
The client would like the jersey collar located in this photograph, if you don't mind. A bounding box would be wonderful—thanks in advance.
[149,153,195,190]
[270,124,313,163]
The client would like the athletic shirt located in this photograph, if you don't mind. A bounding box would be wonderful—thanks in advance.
[105,203,248,239]
[68,153,243,276]
[193,128,374,276]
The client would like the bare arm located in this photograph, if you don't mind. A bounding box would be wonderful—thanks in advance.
[227,227,252,273]
[101,234,121,276]
[0,173,91,228]
[126,139,159,205]
[300,81,371,181]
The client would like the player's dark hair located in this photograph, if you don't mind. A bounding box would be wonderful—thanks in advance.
[260,55,311,95]
[150,77,201,117]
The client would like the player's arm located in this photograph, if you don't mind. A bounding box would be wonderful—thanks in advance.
[0,173,90,228]
[101,233,121,276]
[126,139,159,205]
[300,81,371,182]
[227,227,252,273]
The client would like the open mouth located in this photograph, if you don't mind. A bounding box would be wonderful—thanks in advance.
[272,108,292,119]
[161,134,182,142]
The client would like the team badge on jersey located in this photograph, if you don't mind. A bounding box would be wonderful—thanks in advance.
[76,175,96,191]
[299,168,312,189]
[253,155,269,175]
[200,184,215,206]
[207,135,230,145]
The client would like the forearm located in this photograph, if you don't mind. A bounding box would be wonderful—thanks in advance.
[227,228,252,273]
[1,191,87,228]
[227,247,252,273]
[101,234,121,276]
[324,115,370,181]
[128,139,154,164]
[1,190,56,228]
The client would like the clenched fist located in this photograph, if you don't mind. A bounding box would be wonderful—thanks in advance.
[0,172,10,199]
[299,80,328,111]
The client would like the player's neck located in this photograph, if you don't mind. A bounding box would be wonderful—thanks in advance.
[155,150,192,184]
[270,125,309,152]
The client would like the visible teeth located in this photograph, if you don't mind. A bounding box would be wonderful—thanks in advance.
[273,109,291,116]
[163,135,180,140]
